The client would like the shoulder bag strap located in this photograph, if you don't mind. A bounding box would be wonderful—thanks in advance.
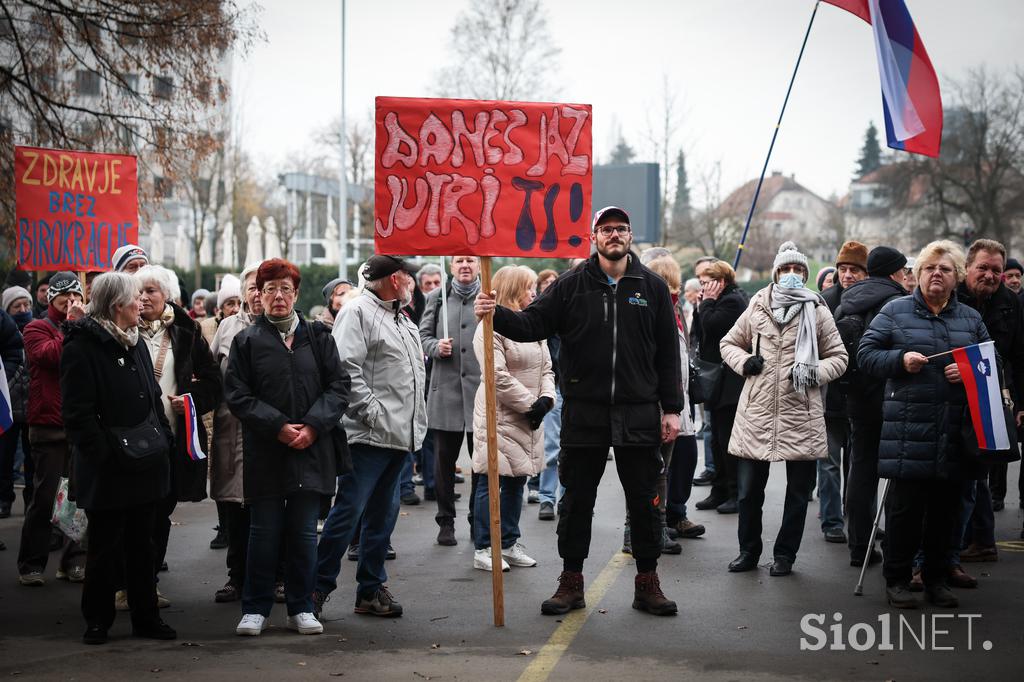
[153,332,171,379]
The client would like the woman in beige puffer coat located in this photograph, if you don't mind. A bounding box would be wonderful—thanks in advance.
[471,266,556,572]
[720,242,848,578]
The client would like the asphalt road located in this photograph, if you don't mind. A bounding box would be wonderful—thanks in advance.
[1,450,1021,681]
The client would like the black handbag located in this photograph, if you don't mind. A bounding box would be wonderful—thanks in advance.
[689,357,722,407]
[109,410,170,472]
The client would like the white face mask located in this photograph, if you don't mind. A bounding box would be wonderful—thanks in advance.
[777,273,805,289]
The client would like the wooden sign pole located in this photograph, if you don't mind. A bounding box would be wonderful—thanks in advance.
[480,256,505,626]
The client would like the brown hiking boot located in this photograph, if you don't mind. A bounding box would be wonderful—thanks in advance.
[540,571,585,615]
[633,571,677,616]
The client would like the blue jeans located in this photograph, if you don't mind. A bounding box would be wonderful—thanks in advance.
[399,452,416,497]
[538,391,563,505]
[316,444,406,598]
[243,490,320,617]
[701,409,715,472]
[818,416,847,531]
[472,474,527,550]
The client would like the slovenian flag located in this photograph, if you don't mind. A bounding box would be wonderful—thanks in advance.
[0,356,12,434]
[952,341,1010,451]
[824,0,943,157]
[182,393,207,461]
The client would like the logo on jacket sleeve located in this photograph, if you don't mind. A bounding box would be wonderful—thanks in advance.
[628,292,648,307]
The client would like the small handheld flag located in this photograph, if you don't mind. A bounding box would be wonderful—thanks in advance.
[952,341,1010,451]
[824,0,943,158]
[0,356,13,434]
[182,393,207,461]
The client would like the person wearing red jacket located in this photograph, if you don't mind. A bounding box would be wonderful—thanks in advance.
[16,272,88,586]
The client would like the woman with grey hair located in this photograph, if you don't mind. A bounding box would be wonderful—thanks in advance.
[61,272,177,644]
[133,265,221,608]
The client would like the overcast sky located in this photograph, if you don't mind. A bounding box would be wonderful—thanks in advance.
[234,0,1022,204]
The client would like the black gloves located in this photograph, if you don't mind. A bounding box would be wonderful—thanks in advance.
[743,355,765,376]
[525,396,555,430]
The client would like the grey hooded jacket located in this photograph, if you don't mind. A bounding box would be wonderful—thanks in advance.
[334,289,427,452]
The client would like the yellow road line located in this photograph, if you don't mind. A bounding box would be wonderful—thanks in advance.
[517,552,630,682]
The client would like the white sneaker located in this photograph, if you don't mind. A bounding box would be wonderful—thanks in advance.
[501,543,538,567]
[286,612,323,635]
[236,613,268,636]
[473,547,510,572]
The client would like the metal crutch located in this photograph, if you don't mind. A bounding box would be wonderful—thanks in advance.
[854,477,891,596]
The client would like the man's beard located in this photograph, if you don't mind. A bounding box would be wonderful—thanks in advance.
[597,242,629,261]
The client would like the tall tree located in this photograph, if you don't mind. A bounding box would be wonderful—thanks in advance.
[609,137,635,165]
[855,122,882,178]
[435,0,561,100]
[0,1,261,264]
[670,148,692,242]
[644,75,682,244]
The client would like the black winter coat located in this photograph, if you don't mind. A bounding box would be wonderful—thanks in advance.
[225,314,350,501]
[858,289,990,480]
[837,277,908,420]
[956,282,1024,409]
[159,304,222,502]
[61,318,172,510]
[492,252,681,447]
[822,283,847,417]
[697,283,747,408]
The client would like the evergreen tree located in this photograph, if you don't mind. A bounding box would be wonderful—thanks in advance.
[609,137,636,165]
[855,122,883,177]
[671,149,691,225]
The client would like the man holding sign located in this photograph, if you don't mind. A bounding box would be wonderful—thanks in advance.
[475,206,682,617]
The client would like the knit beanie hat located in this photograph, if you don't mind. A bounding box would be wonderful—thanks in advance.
[217,275,241,306]
[112,244,149,272]
[191,288,211,307]
[815,267,835,292]
[322,277,354,303]
[867,246,907,277]
[1005,258,1023,275]
[772,241,809,281]
[47,271,83,302]
[2,286,32,313]
[836,240,868,270]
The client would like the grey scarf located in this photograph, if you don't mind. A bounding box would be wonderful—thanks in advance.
[769,284,821,394]
[266,310,299,341]
[451,277,481,299]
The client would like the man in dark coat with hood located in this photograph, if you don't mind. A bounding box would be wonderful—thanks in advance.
[835,246,908,567]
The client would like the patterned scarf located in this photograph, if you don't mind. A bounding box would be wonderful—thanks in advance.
[97,317,140,350]
[139,304,175,338]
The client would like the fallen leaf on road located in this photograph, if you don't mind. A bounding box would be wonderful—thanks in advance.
[171,521,182,526]
[431,643,441,649]
[298,662,306,666]
[413,673,433,680]
[598,609,607,614]
[518,650,533,656]
[150,669,161,673]
[400,512,409,517]
[737,626,748,630]
[429,615,449,622]
[337,637,348,642]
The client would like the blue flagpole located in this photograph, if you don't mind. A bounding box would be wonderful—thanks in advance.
[733,0,821,269]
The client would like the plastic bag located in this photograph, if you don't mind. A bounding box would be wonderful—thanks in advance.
[51,477,88,543]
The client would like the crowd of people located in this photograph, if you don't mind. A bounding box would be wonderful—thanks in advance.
[1,206,1022,644]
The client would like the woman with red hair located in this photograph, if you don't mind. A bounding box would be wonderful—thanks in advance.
[225,259,350,636]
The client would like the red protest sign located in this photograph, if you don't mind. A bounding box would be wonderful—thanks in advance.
[374,96,592,258]
[15,145,139,271]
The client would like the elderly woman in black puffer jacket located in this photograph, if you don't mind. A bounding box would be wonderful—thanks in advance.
[858,240,990,611]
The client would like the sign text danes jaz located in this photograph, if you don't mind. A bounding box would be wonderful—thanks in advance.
[374,97,592,258]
